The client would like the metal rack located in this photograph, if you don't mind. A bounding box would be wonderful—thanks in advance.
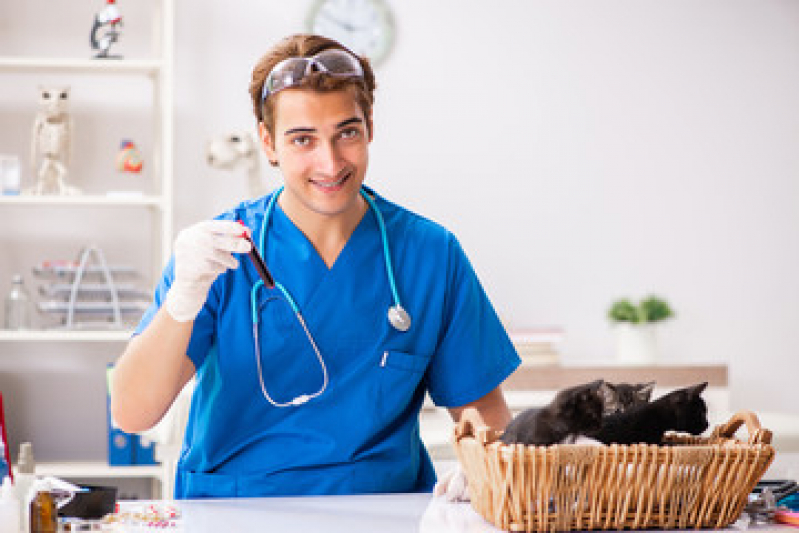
[34,246,151,330]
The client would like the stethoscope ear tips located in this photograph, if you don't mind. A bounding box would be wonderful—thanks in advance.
[388,305,411,332]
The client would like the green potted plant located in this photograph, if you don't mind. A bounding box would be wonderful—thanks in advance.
[608,296,674,364]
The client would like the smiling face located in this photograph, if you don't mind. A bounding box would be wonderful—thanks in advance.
[259,87,372,227]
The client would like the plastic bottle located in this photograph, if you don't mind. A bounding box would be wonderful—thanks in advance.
[15,443,35,533]
[4,275,32,330]
[0,476,21,533]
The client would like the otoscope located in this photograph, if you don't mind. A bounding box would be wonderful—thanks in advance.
[238,221,275,288]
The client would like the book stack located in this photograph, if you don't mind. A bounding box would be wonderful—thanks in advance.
[508,327,563,366]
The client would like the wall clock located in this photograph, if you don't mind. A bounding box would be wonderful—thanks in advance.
[307,0,395,65]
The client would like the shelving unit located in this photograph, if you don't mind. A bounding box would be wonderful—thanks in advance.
[0,195,166,207]
[0,329,132,342]
[0,57,164,75]
[0,194,171,279]
[0,0,175,499]
[0,0,174,326]
[28,461,165,499]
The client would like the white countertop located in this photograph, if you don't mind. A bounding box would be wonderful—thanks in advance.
[118,493,431,532]
[112,493,795,532]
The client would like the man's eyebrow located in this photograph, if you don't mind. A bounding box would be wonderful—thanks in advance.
[283,117,363,136]
[337,117,363,129]
[284,127,316,136]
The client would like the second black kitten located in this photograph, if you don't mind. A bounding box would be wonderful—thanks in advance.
[590,382,709,445]
[500,380,606,446]
[601,381,655,415]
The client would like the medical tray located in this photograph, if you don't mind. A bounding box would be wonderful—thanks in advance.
[453,410,775,532]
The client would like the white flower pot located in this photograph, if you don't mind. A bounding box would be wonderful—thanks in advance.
[615,323,659,365]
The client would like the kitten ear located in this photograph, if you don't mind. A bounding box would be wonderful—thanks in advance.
[597,381,613,402]
[638,381,656,400]
[682,382,708,397]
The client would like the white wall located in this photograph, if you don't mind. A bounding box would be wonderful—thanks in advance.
[1,0,798,460]
[172,0,799,414]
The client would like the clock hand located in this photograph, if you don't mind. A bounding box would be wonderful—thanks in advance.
[319,11,370,32]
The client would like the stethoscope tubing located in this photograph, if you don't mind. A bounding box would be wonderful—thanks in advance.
[360,190,404,313]
[249,186,407,407]
[252,307,328,407]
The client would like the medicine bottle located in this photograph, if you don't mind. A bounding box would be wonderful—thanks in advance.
[4,274,31,330]
[16,442,36,533]
[0,476,21,533]
[29,490,56,533]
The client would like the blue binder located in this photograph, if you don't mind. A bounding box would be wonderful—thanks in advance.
[134,435,158,465]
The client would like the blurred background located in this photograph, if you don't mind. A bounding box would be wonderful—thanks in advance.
[0,0,797,467]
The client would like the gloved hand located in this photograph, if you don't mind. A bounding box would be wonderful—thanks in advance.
[433,464,470,502]
[164,220,251,322]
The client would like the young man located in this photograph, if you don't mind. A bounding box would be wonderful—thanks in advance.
[111,34,520,499]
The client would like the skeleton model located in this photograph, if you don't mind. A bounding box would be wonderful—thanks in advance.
[206,132,266,198]
[28,85,80,196]
[90,0,123,59]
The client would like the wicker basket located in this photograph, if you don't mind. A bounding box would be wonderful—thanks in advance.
[453,410,775,532]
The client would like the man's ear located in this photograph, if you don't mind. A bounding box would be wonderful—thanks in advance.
[367,113,374,142]
[258,122,279,166]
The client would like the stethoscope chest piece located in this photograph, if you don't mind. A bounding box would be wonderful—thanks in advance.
[388,305,411,332]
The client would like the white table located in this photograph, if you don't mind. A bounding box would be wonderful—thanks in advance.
[112,493,794,532]
[119,493,431,532]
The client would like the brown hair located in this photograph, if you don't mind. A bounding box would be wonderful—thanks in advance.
[249,34,377,139]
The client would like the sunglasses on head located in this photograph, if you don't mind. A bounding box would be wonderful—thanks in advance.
[261,49,364,103]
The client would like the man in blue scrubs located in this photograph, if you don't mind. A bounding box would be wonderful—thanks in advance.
[111,34,520,499]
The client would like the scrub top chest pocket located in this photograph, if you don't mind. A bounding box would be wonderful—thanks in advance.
[374,349,432,419]
[379,350,430,374]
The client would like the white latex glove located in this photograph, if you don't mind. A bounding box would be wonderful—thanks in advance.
[164,220,251,322]
[433,464,470,502]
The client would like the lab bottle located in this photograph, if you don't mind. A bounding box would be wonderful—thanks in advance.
[29,490,56,533]
[0,477,21,533]
[4,274,32,330]
[15,443,35,533]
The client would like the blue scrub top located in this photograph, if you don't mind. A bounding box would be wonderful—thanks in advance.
[135,187,520,499]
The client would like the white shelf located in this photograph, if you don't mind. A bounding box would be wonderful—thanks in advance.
[31,460,163,480]
[0,2,175,501]
[26,461,166,499]
[0,194,165,208]
[0,329,133,342]
[0,57,163,76]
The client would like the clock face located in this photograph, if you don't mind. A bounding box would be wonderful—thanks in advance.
[308,0,395,65]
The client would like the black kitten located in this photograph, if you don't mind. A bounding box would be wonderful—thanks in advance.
[591,382,709,445]
[500,380,606,446]
[601,381,656,415]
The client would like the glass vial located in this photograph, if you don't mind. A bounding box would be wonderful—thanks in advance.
[4,274,31,330]
[29,490,56,533]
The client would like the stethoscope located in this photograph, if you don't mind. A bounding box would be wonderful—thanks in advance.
[250,186,411,407]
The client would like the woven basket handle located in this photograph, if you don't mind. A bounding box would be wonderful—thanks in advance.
[710,410,773,445]
[454,407,494,444]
